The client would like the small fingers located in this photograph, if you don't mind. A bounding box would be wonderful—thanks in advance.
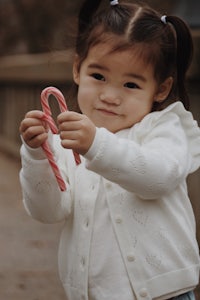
[19,110,49,148]
[22,124,47,140]
[20,118,47,134]
[25,110,45,119]
[57,111,82,124]
[26,132,48,149]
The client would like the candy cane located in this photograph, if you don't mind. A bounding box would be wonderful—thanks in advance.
[41,86,81,191]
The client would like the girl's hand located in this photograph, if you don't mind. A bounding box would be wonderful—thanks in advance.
[57,111,96,155]
[19,110,48,148]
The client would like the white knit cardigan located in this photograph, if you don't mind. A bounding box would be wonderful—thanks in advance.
[20,102,200,300]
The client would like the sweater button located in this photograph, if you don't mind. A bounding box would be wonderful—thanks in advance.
[91,185,95,190]
[106,182,112,189]
[80,256,86,269]
[127,254,135,262]
[139,288,148,298]
[84,217,90,228]
[115,216,122,224]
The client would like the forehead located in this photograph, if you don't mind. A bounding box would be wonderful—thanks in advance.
[85,42,154,74]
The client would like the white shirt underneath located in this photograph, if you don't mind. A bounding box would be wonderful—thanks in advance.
[88,185,135,300]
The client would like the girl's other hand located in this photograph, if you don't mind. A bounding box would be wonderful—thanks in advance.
[19,110,48,148]
[57,111,96,155]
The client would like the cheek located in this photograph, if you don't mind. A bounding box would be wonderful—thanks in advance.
[77,87,91,113]
[125,100,153,124]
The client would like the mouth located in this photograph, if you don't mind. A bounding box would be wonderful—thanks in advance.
[97,108,118,116]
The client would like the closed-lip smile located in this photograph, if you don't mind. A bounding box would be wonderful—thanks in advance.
[97,108,118,116]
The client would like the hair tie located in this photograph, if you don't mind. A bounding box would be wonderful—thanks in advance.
[161,15,167,24]
[110,0,119,5]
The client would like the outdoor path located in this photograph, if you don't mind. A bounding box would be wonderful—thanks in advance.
[0,151,66,300]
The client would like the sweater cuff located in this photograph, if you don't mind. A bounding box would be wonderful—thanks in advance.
[20,131,53,160]
[84,127,103,161]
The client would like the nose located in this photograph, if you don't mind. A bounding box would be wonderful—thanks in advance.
[99,90,121,106]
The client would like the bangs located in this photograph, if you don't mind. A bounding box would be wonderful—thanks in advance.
[87,27,160,79]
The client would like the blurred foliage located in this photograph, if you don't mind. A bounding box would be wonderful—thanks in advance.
[0,0,175,56]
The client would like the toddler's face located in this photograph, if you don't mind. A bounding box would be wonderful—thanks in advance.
[73,42,164,133]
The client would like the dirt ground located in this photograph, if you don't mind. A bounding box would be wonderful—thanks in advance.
[0,151,66,300]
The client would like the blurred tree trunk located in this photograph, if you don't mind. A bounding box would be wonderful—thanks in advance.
[13,0,40,53]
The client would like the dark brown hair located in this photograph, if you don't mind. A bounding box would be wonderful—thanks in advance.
[71,0,193,111]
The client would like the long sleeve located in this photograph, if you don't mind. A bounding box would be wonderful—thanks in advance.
[19,134,73,223]
[84,102,200,199]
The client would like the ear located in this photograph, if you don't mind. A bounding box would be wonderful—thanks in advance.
[155,77,173,103]
[73,54,80,85]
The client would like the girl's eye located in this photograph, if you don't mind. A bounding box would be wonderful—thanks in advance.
[92,73,105,81]
[124,82,139,89]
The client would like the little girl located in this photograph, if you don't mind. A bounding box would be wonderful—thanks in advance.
[19,0,200,299]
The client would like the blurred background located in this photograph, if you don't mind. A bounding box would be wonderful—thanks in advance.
[0,0,199,299]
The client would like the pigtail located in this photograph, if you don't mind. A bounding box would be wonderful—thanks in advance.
[166,16,193,110]
[78,0,102,36]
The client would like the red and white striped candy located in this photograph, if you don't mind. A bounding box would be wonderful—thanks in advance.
[41,86,81,191]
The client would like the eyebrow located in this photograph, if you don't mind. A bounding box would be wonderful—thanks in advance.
[124,73,147,83]
[88,63,147,82]
[88,63,108,71]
